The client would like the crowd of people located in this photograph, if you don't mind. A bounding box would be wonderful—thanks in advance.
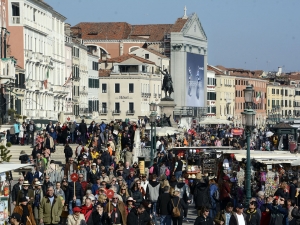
[8,118,300,225]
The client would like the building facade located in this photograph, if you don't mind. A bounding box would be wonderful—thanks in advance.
[88,52,100,115]
[6,0,66,121]
[99,54,161,120]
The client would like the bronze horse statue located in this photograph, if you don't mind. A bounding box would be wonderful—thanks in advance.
[160,68,174,99]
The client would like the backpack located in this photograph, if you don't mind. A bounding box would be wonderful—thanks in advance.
[213,189,220,201]
[165,168,170,176]
[149,166,154,174]
[171,199,181,217]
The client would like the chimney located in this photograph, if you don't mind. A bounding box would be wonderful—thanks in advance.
[64,23,71,36]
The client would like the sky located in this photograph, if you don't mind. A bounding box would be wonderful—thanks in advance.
[46,0,300,72]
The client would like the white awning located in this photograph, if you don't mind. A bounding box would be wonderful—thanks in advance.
[199,118,231,125]
[0,163,33,173]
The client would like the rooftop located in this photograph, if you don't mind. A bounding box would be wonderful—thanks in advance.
[100,53,155,64]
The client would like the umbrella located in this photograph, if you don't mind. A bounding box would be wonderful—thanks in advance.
[265,131,274,137]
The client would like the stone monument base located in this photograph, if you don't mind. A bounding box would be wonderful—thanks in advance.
[158,100,177,128]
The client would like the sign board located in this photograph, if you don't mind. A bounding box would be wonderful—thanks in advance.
[70,173,78,182]
[106,190,114,199]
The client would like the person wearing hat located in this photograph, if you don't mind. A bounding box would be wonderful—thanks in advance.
[10,213,22,225]
[39,186,63,225]
[16,180,34,205]
[32,181,43,224]
[67,207,85,225]
[13,197,36,225]
[12,176,25,206]
[105,193,127,225]
[228,203,246,225]
[88,163,100,184]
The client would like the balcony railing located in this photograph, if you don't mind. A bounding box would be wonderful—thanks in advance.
[112,110,121,115]
[12,16,20,24]
[100,109,108,114]
[126,110,135,115]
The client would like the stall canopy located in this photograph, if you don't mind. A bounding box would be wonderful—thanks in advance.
[0,164,33,173]
[199,118,231,125]
[231,128,244,136]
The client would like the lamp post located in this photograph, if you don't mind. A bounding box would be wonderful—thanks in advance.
[241,85,256,205]
[149,102,157,166]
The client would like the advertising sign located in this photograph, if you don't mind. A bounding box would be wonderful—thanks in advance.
[186,53,204,107]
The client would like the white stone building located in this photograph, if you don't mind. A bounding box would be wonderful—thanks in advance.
[99,54,162,120]
[6,0,66,122]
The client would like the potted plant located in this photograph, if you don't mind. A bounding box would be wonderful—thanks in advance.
[15,114,22,119]
[22,116,27,120]
[7,109,16,116]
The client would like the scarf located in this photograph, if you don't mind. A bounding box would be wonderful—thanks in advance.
[246,209,257,222]
[21,205,29,225]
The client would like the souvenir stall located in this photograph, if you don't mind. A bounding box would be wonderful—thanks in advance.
[0,164,33,224]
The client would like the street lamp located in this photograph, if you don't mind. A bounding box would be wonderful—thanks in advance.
[149,102,157,166]
[241,85,256,205]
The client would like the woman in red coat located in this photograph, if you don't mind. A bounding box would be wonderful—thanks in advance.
[220,176,231,210]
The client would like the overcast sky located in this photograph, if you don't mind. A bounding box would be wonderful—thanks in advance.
[46,0,300,72]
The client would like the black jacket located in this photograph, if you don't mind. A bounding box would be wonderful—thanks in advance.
[64,146,73,158]
[67,181,84,202]
[42,181,53,196]
[78,122,87,134]
[292,207,300,225]
[12,182,22,202]
[130,189,143,207]
[194,178,211,209]
[127,208,151,225]
[194,215,214,225]
[229,213,246,225]
[290,183,298,202]
[167,196,187,218]
[245,209,260,225]
[100,151,112,166]
[156,192,171,215]
[92,210,111,225]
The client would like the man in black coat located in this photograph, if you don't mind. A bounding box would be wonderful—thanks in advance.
[100,149,112,173]
[157,186,172,225]
[78,119,87,145]
[12,176,24,205]
[290,177,298,203]
[127,204,151,225]
[67,181,84,214]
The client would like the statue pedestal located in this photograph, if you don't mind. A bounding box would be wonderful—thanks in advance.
[158,100,177,128]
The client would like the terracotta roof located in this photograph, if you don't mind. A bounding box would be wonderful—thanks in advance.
[207,65,224,75]
[170,18,188,32]
[72,22,132,40]
[129,24,173,42]
[99,69,111,77]
[288,74,300,81]
[72,17,188,42]
[100,54,155,64]
[215,65,263,78]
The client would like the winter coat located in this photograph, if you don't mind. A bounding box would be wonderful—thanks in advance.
[12,182,22,202]
[229,212,246,225]
[13,205,36,225]
[194,178,211,209]
[156,192,171,215]
[91,210,111,225]
[127,208,151,225]
[245,209,260,225]
[167,196,187,218]
[67,213,85,225]
[214,210,233,225]
[266,203,288,225]
[175,182,190,202]
[100,151,112,166]
[130,188,143,207]
[44,136,54,149]
[67,181,84,202]
[78,122,87,134]
[274,188,289,199]
[64,162,78,177]
[104,200,127,225]
[64,146,73,159]
[146,180,160,202]
[39,195,63,225]
[19,125,25,138]
[194,215,214,225]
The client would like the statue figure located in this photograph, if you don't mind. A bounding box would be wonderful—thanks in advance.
[160,68,174,99]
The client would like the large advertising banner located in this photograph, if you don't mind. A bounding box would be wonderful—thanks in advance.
[186,53,205,107]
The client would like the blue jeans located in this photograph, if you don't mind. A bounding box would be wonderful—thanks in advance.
[69,199,81,214]
[71,132,75,143]
[175,171,182,180]
[160,215,171,225]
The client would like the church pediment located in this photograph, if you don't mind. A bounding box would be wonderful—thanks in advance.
[182,13,207,41]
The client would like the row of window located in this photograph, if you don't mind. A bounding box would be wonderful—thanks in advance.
[268,99,294,108]
[88,79,99,88]
[271,89,294,96]
[72,47,80,58]
[235,102,266,110]
[92,62,98,71]
[73,66,80,78]
[101,83,134,93]
[99,102,134,112]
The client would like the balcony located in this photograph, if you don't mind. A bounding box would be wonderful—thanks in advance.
[100,109,108,115]
[112,110,121,115]
[79,108,88,114]
[25,50,33,59]
[154,93,157,98]
[126,110,135,115]
[12,16,20,24]
[37,52,43,62]
[79,89,88,95]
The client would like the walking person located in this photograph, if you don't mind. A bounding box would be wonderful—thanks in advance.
[157,186,172,225]
[194,207,214,225]
[78,119,87,145]
[167,190,187,225]
[13,197,36,225]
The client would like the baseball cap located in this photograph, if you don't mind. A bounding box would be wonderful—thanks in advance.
[236,203,244,209]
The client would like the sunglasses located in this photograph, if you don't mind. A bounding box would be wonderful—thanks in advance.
[205,210,209,212]
[79,177,83,179]
[112,198,118,199]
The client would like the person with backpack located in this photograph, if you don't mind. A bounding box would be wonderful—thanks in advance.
[149,159,159,177]
[167,190,187,225]
[175,177,191,222]
[209,176,219,219]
